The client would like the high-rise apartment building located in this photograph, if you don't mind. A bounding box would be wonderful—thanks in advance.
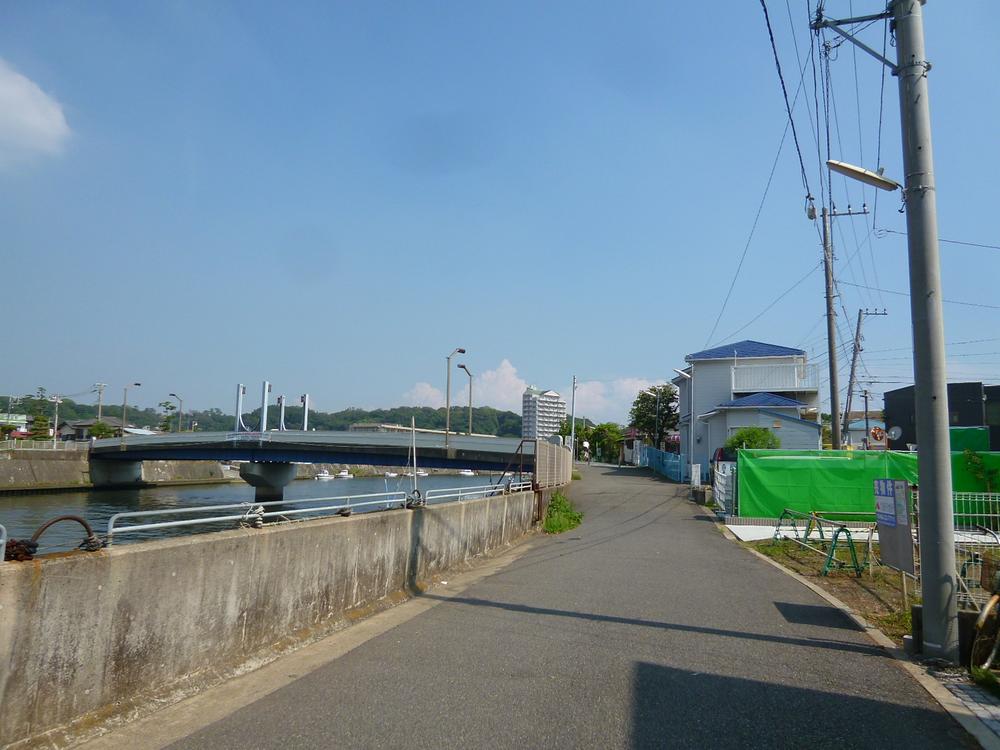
[522,386,566,440]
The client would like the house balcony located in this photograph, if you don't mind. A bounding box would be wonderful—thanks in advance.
[731,363,819,393]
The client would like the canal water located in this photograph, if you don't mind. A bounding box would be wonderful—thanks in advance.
[0,473,512,555]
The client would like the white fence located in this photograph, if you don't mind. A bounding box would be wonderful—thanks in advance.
[534,441,572,489]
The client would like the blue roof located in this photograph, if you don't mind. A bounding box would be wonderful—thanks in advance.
[717,392,806,409]
[686,340,805,361]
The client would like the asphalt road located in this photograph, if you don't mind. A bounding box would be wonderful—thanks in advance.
[165,465,972,749]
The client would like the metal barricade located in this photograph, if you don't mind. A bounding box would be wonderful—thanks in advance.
[773,508,867,577]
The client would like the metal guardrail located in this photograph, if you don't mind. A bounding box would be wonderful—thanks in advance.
[106,481,536,543]
[108,491,409,542]
[423,481,532,503]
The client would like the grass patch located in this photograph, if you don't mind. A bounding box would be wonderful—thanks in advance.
[543,491,583,534]
[971,666,1000,700]
[571,470,582,481]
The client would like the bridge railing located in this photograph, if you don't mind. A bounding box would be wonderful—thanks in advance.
[0,439,90,452]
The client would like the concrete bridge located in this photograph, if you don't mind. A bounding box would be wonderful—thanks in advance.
[89,431,536,499]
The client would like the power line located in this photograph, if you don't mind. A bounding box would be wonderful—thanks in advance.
[760,0,813,201]
[712,261,822,345]
[877,228,1000,251]
[839,281,1000,310]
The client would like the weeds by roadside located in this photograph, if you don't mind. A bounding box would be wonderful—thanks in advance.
[543,491,583,534]
[571,470,582,481]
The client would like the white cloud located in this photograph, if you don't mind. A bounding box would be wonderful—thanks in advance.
[0,59,71,166]
[568,376,655,425]
[474,359,527,412]
[402,382,445,408]
[402,358,655,425]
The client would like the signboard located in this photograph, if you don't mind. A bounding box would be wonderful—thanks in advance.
[873,479,914,575]
[691,463,701,488]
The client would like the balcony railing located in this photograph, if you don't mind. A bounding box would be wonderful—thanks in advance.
[732,363,819,392]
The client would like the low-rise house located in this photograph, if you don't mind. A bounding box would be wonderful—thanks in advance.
[672,340,822,480]
[58,417,124,440]
[846,418,886,449]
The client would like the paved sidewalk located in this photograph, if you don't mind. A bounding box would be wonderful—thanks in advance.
[159,465,972,748]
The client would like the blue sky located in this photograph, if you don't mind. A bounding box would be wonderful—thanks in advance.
[1,1,996,423]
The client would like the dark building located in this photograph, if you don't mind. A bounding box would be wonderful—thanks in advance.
[883,381,1000,451]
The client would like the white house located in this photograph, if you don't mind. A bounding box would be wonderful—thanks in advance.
[671,340,822,480]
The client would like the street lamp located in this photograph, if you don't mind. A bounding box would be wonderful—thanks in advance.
[458,364,473,434]
[169,392,184,433]
[645,386,663,450]
[445,347,466,449]
[826,159,900,192]
[120,382,141,450]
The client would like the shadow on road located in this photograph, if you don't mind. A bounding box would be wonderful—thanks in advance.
[629,661,975,749]
[422,594,885,659]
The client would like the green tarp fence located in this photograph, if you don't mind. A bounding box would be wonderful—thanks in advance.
[950,426,991,452]
[737,449,1000,519]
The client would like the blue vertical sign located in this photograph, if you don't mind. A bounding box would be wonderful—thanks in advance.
[874,479,897,527]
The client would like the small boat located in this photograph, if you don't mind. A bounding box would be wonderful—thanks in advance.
[458,469,476,477]
[315,470,335,480]
[335,469,354,479]
[384,471,399,478]
[416,469,429,477]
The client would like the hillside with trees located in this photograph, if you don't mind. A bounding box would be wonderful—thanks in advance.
[1,393,522,438]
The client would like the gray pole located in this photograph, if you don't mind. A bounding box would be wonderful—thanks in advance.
[863,389,870,450]
[445,355,453,449]
[120,387,129,450]
[893,0,957,662]
[300,394,310,431]
[95,383,107,422]
[467,373,473,435]
[841,309,864,439]
[569,375,577,461]
[235,384,245,433]
[822,206,842,449]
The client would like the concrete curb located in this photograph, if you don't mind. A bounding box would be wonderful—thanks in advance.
[705,508,1000,750]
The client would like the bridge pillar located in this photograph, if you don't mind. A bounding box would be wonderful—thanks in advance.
[89,459,144,488]
[239,462,298,502]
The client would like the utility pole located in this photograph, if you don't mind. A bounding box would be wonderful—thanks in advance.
[50,395,63,447]
[822,207,842,450]
[842,308,887,440]
[813,0,959,662]
[94,383,108,421]
[893,0,957,662]
[569,375,577,461]
[862,389,871,449]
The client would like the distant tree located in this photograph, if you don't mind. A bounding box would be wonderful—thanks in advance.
[158,401,177,432]
[628,385,678,447]
[29,415,51,440]
[89,421,114,439]
[0,424,15,438]
[590,422,624,462]
[725,426,780,451]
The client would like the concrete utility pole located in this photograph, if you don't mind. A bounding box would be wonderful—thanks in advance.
[893,0,957,661]
[569,375,577,461]
[842,309,887,439]
[93,383,108,421]
[822,207,842,450]
[814,0,958,662]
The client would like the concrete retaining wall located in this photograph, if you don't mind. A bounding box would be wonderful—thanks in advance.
[0,452,226,492]
[0,490,539,747]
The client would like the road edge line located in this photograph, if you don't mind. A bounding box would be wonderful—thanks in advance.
[703,506,998,750]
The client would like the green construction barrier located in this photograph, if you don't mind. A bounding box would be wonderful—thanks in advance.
[736,449,1000,518]
[951,426,990,453]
